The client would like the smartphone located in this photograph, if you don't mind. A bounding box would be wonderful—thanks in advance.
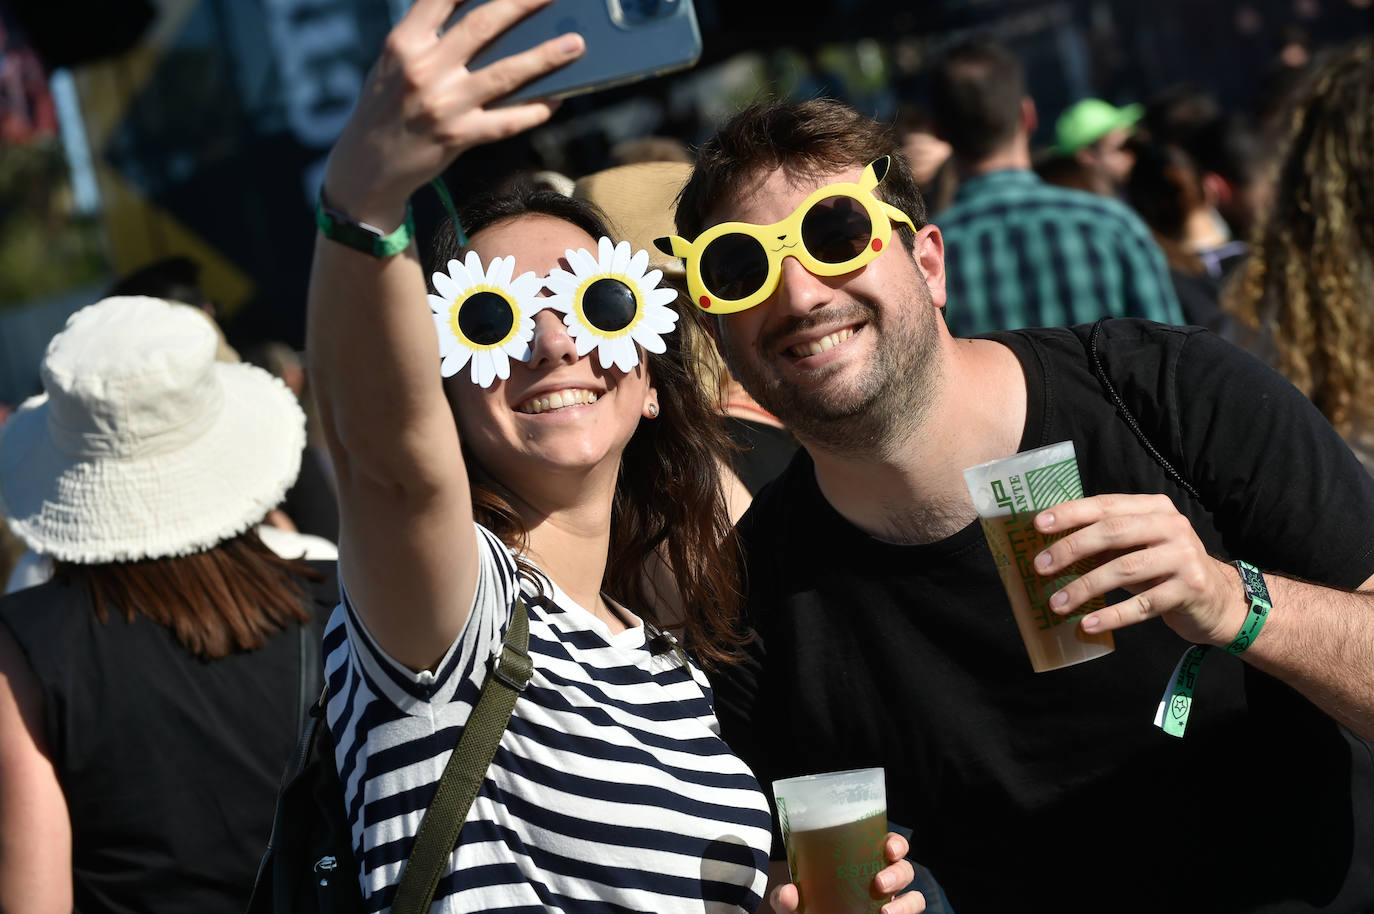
[450,0,702,103]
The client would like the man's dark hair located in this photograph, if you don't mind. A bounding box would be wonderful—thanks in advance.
[674,98,926,246]
[930,39,1027,162]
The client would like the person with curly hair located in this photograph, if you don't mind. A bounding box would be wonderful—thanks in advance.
[1224,39,1374,467]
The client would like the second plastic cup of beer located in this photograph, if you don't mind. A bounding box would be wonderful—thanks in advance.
[772,768,888,914]
[963,440,1115,672]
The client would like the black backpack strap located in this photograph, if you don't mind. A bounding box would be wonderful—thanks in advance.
[296,620,323,754]
[389,596,533,914]
[247,682,337,914]
[1088,318,1202,503]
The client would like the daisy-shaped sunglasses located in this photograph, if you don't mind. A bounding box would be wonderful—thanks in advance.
[429,237,680,388]
[654,156,917,314]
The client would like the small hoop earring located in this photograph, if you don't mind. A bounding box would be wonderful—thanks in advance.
[646,403,659,418]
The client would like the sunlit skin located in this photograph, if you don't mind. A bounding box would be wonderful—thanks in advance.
[706,165,948,456]
[1078,126,1135,187]
[443,214,658,507]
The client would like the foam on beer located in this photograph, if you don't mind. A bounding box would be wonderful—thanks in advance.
[773,768,886,832]
[784,799,874,831]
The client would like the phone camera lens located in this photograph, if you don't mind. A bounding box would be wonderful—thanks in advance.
[615,0,676,26]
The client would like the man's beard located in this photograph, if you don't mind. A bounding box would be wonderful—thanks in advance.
[721,281,941,458]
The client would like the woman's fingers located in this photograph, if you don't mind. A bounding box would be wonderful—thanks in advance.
[441,0,557,62]
[464,31,585,106]
[769,882,800,912]
[398,0,470,38]
[461,98,562,146]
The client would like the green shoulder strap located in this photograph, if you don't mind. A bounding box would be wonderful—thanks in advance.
[389,597,532,914]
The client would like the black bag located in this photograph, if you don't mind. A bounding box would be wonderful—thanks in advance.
[247,597,532,914]
[246,693,363,914]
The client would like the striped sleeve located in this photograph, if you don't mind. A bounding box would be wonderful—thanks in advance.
[321,527,773,913]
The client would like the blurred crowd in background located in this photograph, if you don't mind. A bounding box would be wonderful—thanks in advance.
[0,0,1373,909]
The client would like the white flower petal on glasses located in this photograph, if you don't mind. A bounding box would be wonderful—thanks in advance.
[646,285,679,309]
[492,349,512,381]
[541,270,579,310]
[440,344,473,379]
[631,324,668,354]
[428,252,539,386]
[489,255,516,289]
[611,239,632,275]
[569,247,601,277]
[593,337,617,371]
[572,328,599,359]
[432,270,463,302]
[503,315,536,361]
[523,238,683,374]
[473,351,498,388]
[610,336,640,374]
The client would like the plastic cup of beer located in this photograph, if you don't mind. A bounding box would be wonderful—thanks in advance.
[963,440,1115,672]
[772,768,888,914]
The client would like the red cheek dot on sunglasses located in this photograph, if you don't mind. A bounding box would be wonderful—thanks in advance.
[700,296,712,309]
[871,238,883,252]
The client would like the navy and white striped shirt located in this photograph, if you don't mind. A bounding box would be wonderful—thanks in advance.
[324,524,772,913]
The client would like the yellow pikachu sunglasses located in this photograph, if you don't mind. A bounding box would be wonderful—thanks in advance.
[654,156,917,315]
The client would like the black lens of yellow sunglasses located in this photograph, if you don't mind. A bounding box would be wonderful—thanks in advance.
[801,195,877,264]
[458,291,515,345]
[700,232,769,304]
[581,278,638,332]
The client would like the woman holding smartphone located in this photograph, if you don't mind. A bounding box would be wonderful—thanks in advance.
[309,0,922,911]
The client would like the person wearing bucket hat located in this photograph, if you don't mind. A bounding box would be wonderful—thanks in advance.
[1053,97,1143,191]
[0,296,339,913]
[928,39,1182,337]
[297,2,920,912]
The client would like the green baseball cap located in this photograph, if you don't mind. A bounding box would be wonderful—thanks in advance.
[1053,98,1143,154]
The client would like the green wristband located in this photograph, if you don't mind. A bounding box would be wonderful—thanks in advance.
[315,192,415,258]
[1225,560,1272,654]
[1154,560,1271,738]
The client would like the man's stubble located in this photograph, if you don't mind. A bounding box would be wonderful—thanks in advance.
[720,277,943,460]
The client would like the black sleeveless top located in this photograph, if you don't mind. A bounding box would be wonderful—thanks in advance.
[0,561,338,914]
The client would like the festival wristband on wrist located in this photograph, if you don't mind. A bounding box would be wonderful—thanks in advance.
[1153,560,1272,738]
[315,191,415,258]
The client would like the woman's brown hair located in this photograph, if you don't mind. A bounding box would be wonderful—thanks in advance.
[1223,40,1374,438]
[53,528,318,660]
[427,182,744,666]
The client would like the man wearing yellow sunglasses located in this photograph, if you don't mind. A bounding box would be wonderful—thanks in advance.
[676,99,1374,914]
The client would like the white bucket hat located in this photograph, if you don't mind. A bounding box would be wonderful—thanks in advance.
[0,296,305,563]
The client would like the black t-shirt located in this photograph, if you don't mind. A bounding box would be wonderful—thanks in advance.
[725,417,798,495]
[713,320,1374,913]
[0,560,339,914]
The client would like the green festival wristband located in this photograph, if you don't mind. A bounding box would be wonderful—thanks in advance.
[1154,560,1272,738]
[315,192,415,258]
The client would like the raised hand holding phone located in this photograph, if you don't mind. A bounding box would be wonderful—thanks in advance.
[322,0,585,227]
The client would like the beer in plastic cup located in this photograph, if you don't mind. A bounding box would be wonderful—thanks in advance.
[772,768,887,914]
[963,440,1115,672]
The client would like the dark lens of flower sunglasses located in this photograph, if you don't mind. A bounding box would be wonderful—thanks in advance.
[801,195,876,264]
[581,278,638,332]
[458,291,515,345]
[700,232,769,304]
